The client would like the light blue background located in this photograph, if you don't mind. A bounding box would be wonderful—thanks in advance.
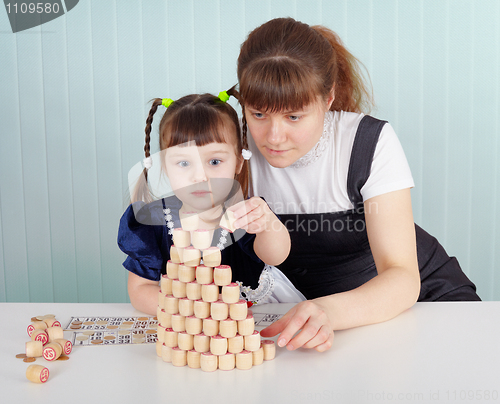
[0,0,499,302]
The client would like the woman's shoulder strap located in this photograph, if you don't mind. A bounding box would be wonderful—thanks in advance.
[346,115,387,207]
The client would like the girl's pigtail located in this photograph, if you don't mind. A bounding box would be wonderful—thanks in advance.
[226,85,248,149]
[227,85,252,198]
[240,106,249,150]
[131,98,163,203]
[226,85,241,102]
[240,109,252,198]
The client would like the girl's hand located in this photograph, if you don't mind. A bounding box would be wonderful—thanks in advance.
[260,300,334,352]
[230,197,275,234]
[229,197,290,266]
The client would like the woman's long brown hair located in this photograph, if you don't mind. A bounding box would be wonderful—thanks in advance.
[236,17,373,114]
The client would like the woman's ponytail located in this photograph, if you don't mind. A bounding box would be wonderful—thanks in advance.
[312,25,374,113]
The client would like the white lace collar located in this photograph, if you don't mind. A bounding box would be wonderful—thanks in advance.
[289,112,332,169]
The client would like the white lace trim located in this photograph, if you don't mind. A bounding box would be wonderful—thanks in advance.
[290,112,332,168]
[238,265,275,305]
[163,208,174,234]
[217,230,228,249]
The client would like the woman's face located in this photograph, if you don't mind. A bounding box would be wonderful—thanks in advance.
[245,95,333,168]
[164,139,242,211]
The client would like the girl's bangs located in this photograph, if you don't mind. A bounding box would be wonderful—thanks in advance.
[239,58,320,112]
[164,108,228,148]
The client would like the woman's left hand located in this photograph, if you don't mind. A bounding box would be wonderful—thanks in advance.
[260,299,334,352]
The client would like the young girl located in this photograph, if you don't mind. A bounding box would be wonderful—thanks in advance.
[118,92,295,315]
[231,17,480,352]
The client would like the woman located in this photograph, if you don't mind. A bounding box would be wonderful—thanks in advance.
[230,17,480,352]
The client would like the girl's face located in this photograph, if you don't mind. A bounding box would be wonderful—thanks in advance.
[245,95,334,168]
[164,138,243,212]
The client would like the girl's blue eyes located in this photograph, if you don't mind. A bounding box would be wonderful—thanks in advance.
[177,159,222,167]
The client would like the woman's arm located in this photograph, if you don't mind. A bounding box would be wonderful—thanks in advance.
[127,272,161,315]
[260,188,420,351]
[231,197,291,266]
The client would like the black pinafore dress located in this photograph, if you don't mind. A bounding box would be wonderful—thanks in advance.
[277,116,480,302]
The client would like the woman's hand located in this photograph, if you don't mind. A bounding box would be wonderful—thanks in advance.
[260,299,334,352]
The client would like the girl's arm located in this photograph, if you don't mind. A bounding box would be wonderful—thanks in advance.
[231,197,291,266]
[260,188,421,351]
[128,272,161,315]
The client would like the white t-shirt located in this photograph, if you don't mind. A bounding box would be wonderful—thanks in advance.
[248,111,414,214]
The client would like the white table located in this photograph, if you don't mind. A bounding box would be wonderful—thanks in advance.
[1,302,499,404]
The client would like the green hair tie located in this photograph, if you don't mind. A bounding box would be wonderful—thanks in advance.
[162,98,174,108]
[218,91,230,103]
